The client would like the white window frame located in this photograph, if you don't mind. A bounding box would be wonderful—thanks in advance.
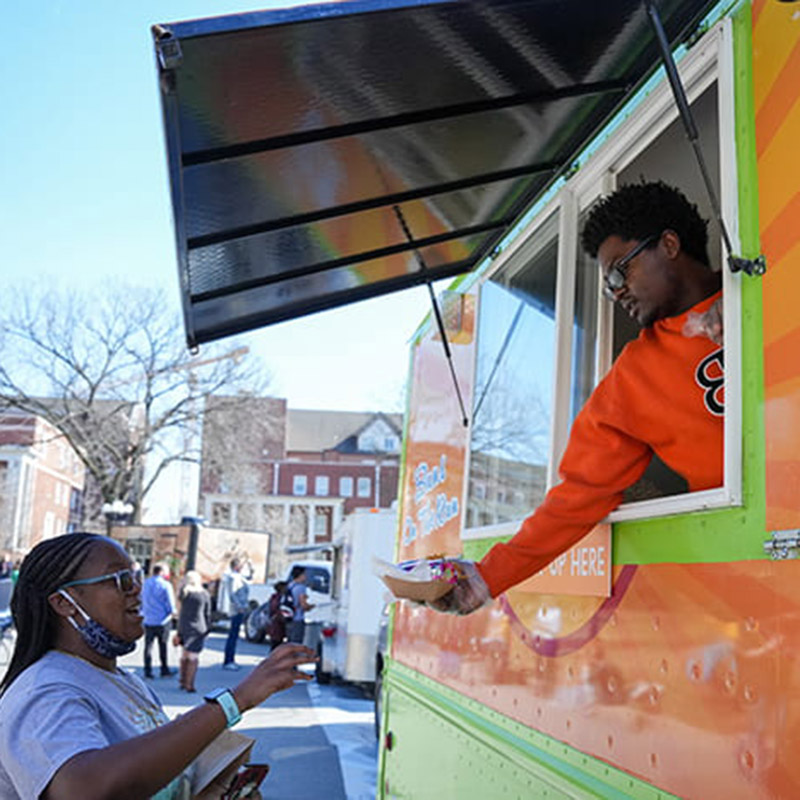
[462,20,740,539]
[315,475,329,496]
[357,476,372,498]
[461,194,563,541]
[292,474,307,496]
[339,476,354,497]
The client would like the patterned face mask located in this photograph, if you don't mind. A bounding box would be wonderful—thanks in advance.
[57,589,137,659]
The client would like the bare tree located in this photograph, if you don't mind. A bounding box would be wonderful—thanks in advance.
[0,283,268,527]
[467,355,551,526]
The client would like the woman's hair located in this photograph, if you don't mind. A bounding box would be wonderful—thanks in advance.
[581,181,710,266]
[181,570,204,594]
[1,533,102,694]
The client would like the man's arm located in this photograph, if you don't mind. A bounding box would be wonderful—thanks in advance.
[299,589,314,612]
[477,410,650,597]
[435,366,653,613]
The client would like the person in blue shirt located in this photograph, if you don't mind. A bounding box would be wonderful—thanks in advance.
[286,566,315,645]
[141,563,177,679]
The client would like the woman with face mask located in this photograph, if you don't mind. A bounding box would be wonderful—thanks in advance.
[0,533,316,799]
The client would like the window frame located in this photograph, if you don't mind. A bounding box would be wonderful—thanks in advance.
[462,20,741,540]
[292,474,308,496]
[357,476,372,498]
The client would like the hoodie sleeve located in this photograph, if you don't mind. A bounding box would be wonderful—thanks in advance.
[477,360,652,598]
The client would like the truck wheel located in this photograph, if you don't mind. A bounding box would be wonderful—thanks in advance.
[244,609,265,643]
[315,642,331,684]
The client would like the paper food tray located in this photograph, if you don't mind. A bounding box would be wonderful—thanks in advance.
[381,574,454,603]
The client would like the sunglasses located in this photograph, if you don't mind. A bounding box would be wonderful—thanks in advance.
[60,567,144,594]
[602,234,659,301]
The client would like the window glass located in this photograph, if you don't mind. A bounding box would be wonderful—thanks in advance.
[357,477,372,498]
[339,476,354,497]
[211,502,231,526]
[466,212,558,528]
[314,506,332,540]
[315,476,329,496]
[306,566,331,594]
[292,475,307,496]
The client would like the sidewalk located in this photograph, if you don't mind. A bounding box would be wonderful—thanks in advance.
[118,631,376,799]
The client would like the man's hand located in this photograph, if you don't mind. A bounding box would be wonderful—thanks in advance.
[427,561,491,616]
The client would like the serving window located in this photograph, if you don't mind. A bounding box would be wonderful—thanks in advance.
[463,20,741,539]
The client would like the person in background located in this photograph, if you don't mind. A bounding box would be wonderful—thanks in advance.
[0,555,12,580]
[431,181,724,615]
[10,561,20,586]
[176,570,211,693]
[141,562,177,679]
[286,567,315,645]
[0,533,316,799]
[266,580,289,650]
[222,558,249,671]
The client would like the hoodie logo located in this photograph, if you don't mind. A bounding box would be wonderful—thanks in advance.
[695,348,724,416]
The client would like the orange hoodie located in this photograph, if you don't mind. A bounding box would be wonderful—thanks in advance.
[477,291,724,598]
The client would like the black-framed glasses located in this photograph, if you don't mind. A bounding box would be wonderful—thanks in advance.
[602,234,659,301]
[60,567,144,594]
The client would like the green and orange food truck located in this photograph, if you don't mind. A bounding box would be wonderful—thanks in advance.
[156,1,800,795]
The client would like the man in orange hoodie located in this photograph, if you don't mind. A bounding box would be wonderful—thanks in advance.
[434,181,723,614]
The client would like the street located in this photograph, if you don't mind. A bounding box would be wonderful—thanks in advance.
[119,631,379,799]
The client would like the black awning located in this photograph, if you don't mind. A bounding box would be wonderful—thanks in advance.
[154,0,716,347]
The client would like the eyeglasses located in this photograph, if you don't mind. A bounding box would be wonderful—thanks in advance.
[602,235,659,301]
[60,567,144,594]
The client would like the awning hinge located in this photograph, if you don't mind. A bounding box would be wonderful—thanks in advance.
[763,529,800,560]
[645,1,766,278]
[153,25,183,71]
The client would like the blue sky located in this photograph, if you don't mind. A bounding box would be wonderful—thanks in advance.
[1,1,438,412]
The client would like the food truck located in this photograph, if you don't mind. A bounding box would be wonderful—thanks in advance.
[153,0,800,796]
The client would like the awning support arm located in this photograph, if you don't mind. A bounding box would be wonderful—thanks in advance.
[645,1,765,276]
[392,205,469,428]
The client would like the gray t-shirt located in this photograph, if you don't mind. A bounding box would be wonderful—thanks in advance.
[290,582,307,622]
[0,650,183,799]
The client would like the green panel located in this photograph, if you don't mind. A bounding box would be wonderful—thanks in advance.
[379,661,678,800]
[464,6,766,570]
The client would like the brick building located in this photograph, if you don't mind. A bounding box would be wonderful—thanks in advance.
[199,398,402,580]
[0,412,85,554]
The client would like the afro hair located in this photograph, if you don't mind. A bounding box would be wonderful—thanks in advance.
[581,181,710,266]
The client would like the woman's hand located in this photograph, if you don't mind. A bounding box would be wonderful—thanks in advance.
[233,643,317,712]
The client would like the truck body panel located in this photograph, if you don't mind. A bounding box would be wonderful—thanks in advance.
[379,3,800,798]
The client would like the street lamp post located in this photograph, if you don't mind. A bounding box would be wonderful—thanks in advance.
[101,500,134,537]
